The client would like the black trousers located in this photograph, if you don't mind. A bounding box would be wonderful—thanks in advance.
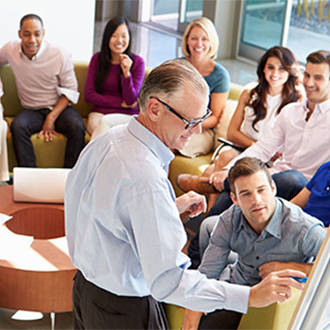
[199,309,243,330]
[72,270,169,329]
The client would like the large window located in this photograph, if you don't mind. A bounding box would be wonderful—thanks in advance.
[123,0,205,34]
[238,0,330,63]
[287,0,330,62]
[152,0,203,32]
[241,0,287,50]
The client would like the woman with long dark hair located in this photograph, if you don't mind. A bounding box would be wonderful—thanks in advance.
[211,46,302,180]
[85,17,145,139]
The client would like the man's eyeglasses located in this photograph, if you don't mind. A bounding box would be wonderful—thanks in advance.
[151,97,212,130]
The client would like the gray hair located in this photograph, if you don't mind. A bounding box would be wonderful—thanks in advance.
[139,59,209,112]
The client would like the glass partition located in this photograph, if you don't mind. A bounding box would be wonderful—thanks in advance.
[238,0,330,63]
[150,0,203,33]
[238,0,288,61]
[178,0,203,32]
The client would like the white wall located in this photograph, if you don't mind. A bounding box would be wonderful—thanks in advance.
[213,0,240,59]
[203,0,240,59]
[0,0,95,62]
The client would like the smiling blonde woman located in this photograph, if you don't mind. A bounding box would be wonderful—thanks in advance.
[179,17,230,158]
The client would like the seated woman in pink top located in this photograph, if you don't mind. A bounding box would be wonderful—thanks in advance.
[85,17,145,139]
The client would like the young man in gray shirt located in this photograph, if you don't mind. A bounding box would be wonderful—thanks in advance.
[183,157,326,330]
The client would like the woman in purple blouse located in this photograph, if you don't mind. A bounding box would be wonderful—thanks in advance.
[85,17,145,139]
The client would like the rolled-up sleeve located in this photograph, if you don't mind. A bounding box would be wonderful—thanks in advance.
[300,222,326,257]
[57,51,79,103]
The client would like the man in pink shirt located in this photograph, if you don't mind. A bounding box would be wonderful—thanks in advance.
[0,13,85,168]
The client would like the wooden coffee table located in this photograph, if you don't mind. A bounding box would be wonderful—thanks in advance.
[0,185,76,328]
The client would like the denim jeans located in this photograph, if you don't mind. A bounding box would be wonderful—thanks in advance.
[11,106,86,168]
[191,169,308,267]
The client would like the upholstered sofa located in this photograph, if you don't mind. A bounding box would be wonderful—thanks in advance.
[1,62,243,189]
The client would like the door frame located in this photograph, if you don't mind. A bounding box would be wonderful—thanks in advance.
[236,0,293,62]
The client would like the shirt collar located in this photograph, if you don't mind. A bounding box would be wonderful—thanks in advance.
[237,199,282,239]
[262,199,282,239]
[127,116,174,170]
[304,97,330,113]
[19,40,46,61]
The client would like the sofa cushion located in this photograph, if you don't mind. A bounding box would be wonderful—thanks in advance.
[0,65,22,117]
[73,61,93,118]
[213,99,238,148]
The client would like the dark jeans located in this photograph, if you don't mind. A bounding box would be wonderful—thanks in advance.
[199,309,243,329]
[73,270,168,330]
[188,169,308,269]
[10,107,85,168]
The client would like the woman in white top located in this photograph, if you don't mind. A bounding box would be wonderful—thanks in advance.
[177,46,302,206]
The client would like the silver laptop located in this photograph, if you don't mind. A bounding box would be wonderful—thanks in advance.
[13,167,71,203]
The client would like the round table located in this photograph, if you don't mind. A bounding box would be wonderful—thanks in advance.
[0,185,76,316]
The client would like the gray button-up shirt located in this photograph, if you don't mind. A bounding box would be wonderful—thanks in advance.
[199,198,326,286]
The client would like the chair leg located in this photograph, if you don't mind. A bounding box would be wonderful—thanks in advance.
[50,312,55,330]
